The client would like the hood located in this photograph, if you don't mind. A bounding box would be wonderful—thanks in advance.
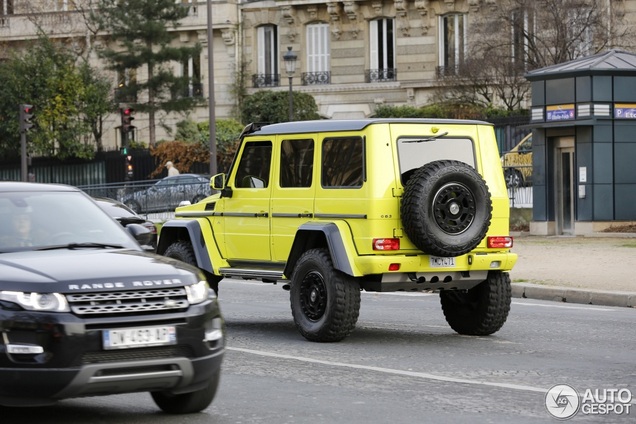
[0,249,200,293]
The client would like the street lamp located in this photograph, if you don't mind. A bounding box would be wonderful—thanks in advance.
[283,46,297,121]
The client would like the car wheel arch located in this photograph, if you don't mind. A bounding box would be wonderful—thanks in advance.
[157,220,214,274]
[284,223,355,279]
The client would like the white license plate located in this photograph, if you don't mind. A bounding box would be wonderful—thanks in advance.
[429,256,456,268]
[103,326,176,350]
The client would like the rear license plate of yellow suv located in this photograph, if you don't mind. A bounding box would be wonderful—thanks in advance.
[429,257,456,267]
[103,326,176,350]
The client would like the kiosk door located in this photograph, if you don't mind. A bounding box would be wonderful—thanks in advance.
[555,137,575,235]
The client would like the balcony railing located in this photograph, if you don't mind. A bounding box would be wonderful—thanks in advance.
[252,74,280,88]
[436,65,473,78]
[301,71,331,86]
[365,68,397,83]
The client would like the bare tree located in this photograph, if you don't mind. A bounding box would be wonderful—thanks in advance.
[435,0,634,110]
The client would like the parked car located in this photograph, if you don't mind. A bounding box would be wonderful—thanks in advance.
[94,196,158,248]
[0,182,224,413]
[502,133,533,188]
[122,174,212,213]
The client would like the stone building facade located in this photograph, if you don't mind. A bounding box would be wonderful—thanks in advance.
[1,0,635,149]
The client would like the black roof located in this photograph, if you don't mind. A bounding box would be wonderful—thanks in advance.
[248,118,492,136]
[526,50,636,80]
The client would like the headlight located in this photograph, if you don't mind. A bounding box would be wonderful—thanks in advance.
[0,291,70,312]
[185,280,212,304]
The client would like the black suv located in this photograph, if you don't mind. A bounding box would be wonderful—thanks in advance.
[0,182,224,413]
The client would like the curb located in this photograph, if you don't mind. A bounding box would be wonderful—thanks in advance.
[511,283,636,308]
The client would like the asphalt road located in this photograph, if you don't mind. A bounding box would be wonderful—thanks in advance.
[4,279,634,424]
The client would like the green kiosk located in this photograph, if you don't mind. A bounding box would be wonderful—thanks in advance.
[526,50,636,235]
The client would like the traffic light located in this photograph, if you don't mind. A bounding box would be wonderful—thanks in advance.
[19,104,35,133]
[120,106,135,134]
[125,155,134,180]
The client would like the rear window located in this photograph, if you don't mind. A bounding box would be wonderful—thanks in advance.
[397,136,475,185]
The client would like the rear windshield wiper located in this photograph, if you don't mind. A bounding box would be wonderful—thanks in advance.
[402,132,449,143]
[36,242,125,251]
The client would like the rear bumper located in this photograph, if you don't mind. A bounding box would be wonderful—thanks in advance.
[355,250,517,274]
[354,251,517,291]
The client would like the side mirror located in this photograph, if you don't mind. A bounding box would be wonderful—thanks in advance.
[126,223,154,247]
[211,173,226,190]
[211,173,233,198]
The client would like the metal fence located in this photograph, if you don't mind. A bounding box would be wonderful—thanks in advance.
[79,179,210,222]
[508,186,533,208]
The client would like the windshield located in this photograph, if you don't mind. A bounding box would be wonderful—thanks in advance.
[0,190,139,252]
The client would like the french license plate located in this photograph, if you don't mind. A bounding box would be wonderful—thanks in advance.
[429,256,456,268]
[103,326,176,350]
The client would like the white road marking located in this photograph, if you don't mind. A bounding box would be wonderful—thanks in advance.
[227,346,547,394]
[512,301,613,311]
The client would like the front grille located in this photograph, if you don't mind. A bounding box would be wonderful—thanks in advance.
[67,288,189,316]
[81,345,195,365]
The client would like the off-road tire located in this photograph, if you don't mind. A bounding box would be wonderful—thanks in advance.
[164,240,221,294]
[401,160,492,257]
[151,370,220,414]
[290,248,360,342]
[440,271,511,335]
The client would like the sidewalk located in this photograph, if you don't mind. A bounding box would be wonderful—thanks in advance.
[508,233,636,308]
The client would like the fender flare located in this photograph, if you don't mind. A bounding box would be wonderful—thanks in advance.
[157,220,215,275]
[284,222,358,279]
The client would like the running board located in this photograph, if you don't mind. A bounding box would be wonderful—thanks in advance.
[219,267,284,281]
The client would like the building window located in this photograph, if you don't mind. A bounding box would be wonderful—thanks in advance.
[52,0,71,11]
[1,0,13,16]
[253,25,279,88]
[181,55,202,98]
[303,23,330,85]
[367,18,396,82]
[179,0,197,16]
[567,8,592,58]
[511,9,535,72]
[116,69,137,103]
[438,13,466,77]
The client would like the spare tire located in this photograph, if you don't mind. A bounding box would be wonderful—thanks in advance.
[401,160,492,257]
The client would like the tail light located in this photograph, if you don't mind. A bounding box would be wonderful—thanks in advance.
[373,238,400,251]
[487,236,513,249]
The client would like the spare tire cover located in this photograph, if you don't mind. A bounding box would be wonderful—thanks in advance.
[401,160,492,257]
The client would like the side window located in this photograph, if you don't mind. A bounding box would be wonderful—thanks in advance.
[321,137,364,188]
[235,141,272,188]
[280,139,314,188]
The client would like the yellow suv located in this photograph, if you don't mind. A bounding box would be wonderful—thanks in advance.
[157,119,517,342]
